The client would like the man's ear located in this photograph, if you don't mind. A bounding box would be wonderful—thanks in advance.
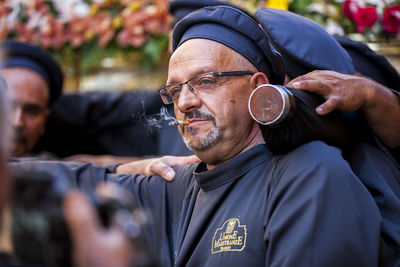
[250,72,269,89]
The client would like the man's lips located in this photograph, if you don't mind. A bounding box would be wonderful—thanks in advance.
[186,118,212,125]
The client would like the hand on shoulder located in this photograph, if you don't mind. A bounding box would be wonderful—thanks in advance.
[115,155,200,181]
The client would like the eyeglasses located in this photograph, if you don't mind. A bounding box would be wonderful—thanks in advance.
[159,71,254,104]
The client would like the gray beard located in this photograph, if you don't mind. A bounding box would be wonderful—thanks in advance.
[183,127,220,152]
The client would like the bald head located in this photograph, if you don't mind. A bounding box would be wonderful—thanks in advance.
[169,39,257,82]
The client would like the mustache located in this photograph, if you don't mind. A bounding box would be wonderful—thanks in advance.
[185,110,215,121]
[183,110,216,135]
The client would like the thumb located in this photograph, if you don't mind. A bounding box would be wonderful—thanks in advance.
[151,162,176,181]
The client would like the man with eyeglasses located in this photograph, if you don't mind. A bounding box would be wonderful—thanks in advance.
[13,5,382,267]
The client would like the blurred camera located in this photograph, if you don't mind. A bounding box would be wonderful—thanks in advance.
[11,168,158,267]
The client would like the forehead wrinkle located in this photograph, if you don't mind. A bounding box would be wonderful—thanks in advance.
[168,39,232,82]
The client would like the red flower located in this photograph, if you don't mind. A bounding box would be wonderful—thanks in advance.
[353,6,378,33]
[382,4,400,34]
[342,0,359,19]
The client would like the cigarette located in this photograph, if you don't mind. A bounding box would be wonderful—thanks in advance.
[168,120,190,126]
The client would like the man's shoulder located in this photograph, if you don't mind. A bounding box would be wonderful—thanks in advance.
[272,141,353,186]
[278,140,345,167]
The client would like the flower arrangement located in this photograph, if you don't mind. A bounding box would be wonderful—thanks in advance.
[289,0,400,40]
[0,0,171,76]
[342,0,400,36]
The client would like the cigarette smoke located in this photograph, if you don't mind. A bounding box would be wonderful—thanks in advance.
[145,106,177,134]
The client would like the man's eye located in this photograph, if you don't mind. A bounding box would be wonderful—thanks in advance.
[24,106,43,116]
[197,77,217,86]
[169,86,181,98]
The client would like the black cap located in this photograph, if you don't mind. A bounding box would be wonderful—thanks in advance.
[255,8,355,79]
[0,40,64,106]
[334,35,400,90]
[172,5,286,85]
[169,0,245,24]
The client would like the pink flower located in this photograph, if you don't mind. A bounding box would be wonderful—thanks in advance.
[67,17,91,48]
[116,29,131,47]
[353,6,378,33]
[382,4,400,34]
[116,29,147,48]
[0,4,10,41]
[38,16,67,49]
[92,12,115,47]
[130,34,147,47]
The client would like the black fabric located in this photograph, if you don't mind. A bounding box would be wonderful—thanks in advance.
[255,7,354,78]
[0,40,63,106]
[0,252,40,267]
[11,142,383,266]
[334,35,400,90]
[172,5,285,85]
[34,91,162,157]
[350,142,400,267]
[169,0,246,23]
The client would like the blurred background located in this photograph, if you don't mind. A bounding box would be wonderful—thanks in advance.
[0,0,398,93]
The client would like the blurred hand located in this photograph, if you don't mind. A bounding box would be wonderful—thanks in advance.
[116,155,200,181]
[63,190,135,267]
[64,154,141,165]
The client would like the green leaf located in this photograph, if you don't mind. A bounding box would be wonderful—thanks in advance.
[141,34,169,68]
[16,3,28,23]
[44,0,59,16]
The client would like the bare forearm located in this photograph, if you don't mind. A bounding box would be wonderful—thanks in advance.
[362,80,400,148]
[115,158,155,175]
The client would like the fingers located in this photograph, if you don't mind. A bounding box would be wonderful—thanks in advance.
[149,155,200,181]
[175,155,201,165]
[150,162,176,181]
[315,96,341,115]
[289,79,342,115]
[288,80,330,96]
[64,154,93,163]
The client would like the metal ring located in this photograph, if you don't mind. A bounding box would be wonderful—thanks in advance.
[248,84,294,126]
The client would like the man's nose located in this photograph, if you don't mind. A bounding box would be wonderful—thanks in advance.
[177,84,201,113]
[12,107,24,127]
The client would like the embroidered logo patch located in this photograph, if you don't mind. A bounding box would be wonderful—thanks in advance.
[212,218,247,254]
